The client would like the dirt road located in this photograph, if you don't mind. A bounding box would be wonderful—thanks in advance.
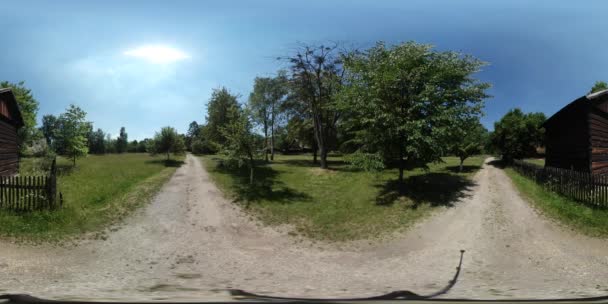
[1,155,608,300]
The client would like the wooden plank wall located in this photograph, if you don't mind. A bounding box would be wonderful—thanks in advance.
[545,101,589,171]
[0,118,19,176]
[590,105,608,174]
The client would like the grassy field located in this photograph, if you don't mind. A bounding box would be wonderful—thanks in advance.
[0,153,183,240]
[505,168,608,237]
[523,158,545,166]
[201,154,485,241]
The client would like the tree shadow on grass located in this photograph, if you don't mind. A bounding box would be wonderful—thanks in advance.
[445,165,482,174]
[144,159,185,167]
[375,173,475,208]
[213,162,311,205]
[487,159,506,169]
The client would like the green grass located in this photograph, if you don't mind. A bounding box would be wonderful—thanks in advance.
[523,158,545,166]
[201,154,485,241]
[0,153,184,240]
[505,168,608,237]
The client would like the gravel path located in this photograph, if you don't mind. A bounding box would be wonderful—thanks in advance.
[1,155,608,301]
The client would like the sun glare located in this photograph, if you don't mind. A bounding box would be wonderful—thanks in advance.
[124,45,189,64]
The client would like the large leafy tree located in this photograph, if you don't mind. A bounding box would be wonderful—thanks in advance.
[248,71,289,162]
[205,87,240,151]
[185,121,200,151]
[116,127,128,153]
[221,105,260,185]
[590,81,608,94]
[491,109,546,162]
[341,41,490,183]
[56,104,89,165]
[41,114,58,147]
[151,127,185,160]
[283,44,344,169]
[1,81,40,152]
[88,128,106,154]
[450,119,488,171]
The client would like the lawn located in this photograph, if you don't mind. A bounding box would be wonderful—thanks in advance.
[201,154,486,241]
[505,168,608,237]
[0,153,184,240]
[523,158,545,166]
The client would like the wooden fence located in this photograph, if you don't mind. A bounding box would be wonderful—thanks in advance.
[512,159,608,208]
[0,159,60,211]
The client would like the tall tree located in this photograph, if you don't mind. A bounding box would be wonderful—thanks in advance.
[450,119,488,171]
[41,114,58,147]
[491,109,546,162]
[151,127,185,160]
[590,81,608,94]
[283,44,344,169]
[56,104,89,165]
[116,127,128,153]
[249,71,289,161]
[1,81,40,152]
[186,121,200,150]
[205,87,240,151]
[341,41,490,184]
[221,105,260,184]
[88,128,106,154]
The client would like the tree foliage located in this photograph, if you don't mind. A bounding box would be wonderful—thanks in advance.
[151,127,186,160]
[283,44,344,169]
[205,87,240,151]
[220,106,260,184]
[590,81,608,94]
[1,81,40,152]
[56,104,89,165]
[340,41,490,182]
[116,127,128,153]
[491,108,546,162]
[248,71,289,161]
[450,119,488,171]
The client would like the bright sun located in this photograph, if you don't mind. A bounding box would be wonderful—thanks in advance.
[124,45,189,64]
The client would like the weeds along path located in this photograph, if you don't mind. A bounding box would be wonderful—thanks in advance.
[1,155,608,300]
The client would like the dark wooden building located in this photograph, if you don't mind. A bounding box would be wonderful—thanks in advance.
[543,89,608,174]
[0,88,24,175]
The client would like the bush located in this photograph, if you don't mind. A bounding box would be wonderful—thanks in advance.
[21,139,52,157]
[345,151,385,172]
[191,137,218,154]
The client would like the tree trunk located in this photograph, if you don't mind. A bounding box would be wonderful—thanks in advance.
[319,146,328,169]
[249,156,254,185]
[459,158,465,172]
[73,155,76,167]
[312,140,318,164]
[270,104,275,161]
[398,144,404,185]
[264,120,269,163]
[167,152,170,160]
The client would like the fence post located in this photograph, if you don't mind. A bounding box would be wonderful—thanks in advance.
[48,158,57,209]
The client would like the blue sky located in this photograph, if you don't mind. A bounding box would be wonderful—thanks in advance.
[1,0,607,140]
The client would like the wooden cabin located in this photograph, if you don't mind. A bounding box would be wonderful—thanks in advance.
[543,89,608,174]
[0,88,24,175]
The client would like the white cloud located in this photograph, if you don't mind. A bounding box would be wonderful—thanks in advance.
[124,45,190,64]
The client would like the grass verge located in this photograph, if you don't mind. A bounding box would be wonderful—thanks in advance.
[201,154,485,241]
[0,153,184,240]
[505,168,608,237]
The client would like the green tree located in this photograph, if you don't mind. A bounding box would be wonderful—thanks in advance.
[151,127,186,160]
[137,139,150,153]
[1,81,40,152]
[283,44,344,169]
[88,128,106,154]
[450,119,488,171]
[56,104,89,165]
[127,140,139,153]
[40,114,58,147]
[116,127,128,153]
[221,106,260,184]
[205,87,240,151]
[185,121,200,151]
[590,81,608,94]
[341,41,490,184]
[491,109,546,162]
[248,71,289,161]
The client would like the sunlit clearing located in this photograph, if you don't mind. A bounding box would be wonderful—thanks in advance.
[124,45,189,64]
